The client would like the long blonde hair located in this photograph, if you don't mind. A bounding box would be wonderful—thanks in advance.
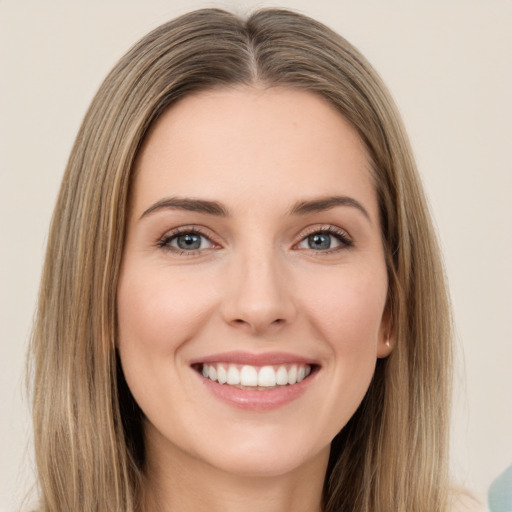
[30,8,452,512]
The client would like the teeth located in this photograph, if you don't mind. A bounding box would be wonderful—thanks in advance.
[217,365,227,384]
[240,365,258,386]
[288,365,297,385]
[200,363,312,388]
[227,365,240,385]
[276,366,288,385]
[258,366,276,387]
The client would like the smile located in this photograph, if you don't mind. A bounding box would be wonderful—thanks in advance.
[190,352,319,410]
[199,363,313,389]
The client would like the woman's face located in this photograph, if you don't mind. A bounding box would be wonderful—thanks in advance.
[117,87,392,478]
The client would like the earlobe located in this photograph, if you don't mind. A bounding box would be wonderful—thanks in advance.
[377,304,394,358]
[377,335,394,358]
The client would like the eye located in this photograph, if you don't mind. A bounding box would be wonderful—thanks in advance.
[296,227,352,252]
[158,228,217,254]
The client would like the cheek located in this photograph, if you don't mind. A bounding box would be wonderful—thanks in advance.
[117,266,216,355]
[116,264,220,424]
[285,265,388,442]
[298,265,388,352]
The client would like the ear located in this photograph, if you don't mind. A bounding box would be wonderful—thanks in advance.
[377,303,394,359]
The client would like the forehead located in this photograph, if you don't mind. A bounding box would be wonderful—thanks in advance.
[132,86,377,219]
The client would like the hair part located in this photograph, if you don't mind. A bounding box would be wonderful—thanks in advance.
[30,8,452,512]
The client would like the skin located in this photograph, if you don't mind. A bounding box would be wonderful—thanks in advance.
[117,86,393,512]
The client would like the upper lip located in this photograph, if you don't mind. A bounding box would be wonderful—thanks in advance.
[189,351,319,367]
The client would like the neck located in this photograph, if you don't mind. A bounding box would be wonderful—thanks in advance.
[143,430,328,512]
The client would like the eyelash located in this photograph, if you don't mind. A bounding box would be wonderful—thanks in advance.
[157,226,217,256]
[156,225,353,255]
[295,225,353,253]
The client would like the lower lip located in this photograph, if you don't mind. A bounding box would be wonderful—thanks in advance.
[195,371,316,411]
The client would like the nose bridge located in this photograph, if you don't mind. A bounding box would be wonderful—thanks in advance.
[222,237,294,333]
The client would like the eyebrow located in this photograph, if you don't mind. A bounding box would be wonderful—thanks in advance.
[289,196,371,221]
[139,195,370,222]
[140,197,229,220]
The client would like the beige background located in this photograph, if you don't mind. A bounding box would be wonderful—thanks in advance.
[1,1,511,510]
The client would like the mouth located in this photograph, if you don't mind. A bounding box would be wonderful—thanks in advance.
[192,362,316,390]
[189,352,319,410]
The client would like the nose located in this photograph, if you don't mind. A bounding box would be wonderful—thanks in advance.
[221,247,296,335]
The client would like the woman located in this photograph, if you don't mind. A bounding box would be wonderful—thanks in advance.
[30,8,454,512]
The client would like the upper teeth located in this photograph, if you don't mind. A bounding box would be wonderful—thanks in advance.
[201,363,311,387]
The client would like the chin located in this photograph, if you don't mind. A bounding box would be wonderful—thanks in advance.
[185,421,333,479]
[204,444,329,479]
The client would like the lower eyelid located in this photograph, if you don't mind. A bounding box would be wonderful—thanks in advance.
[296,235,349,251]
[156,226,352,253]
[295,227,353,249]
[171,234,212,249]
[157,227,218,252]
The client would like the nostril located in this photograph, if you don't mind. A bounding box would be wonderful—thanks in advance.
[229,317,286,333]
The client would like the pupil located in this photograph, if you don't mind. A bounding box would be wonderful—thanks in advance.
[308,233,331,250]
[177,233,201,250]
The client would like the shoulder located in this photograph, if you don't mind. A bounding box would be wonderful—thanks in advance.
[449,491,488,512]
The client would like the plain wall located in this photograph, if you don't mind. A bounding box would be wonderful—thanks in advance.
[1,1,511,510]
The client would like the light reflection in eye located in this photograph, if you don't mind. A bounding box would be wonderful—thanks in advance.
[296,229,352,251]
[158,226,352,255]
[159,230,216,253]
[307,233,334,250]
